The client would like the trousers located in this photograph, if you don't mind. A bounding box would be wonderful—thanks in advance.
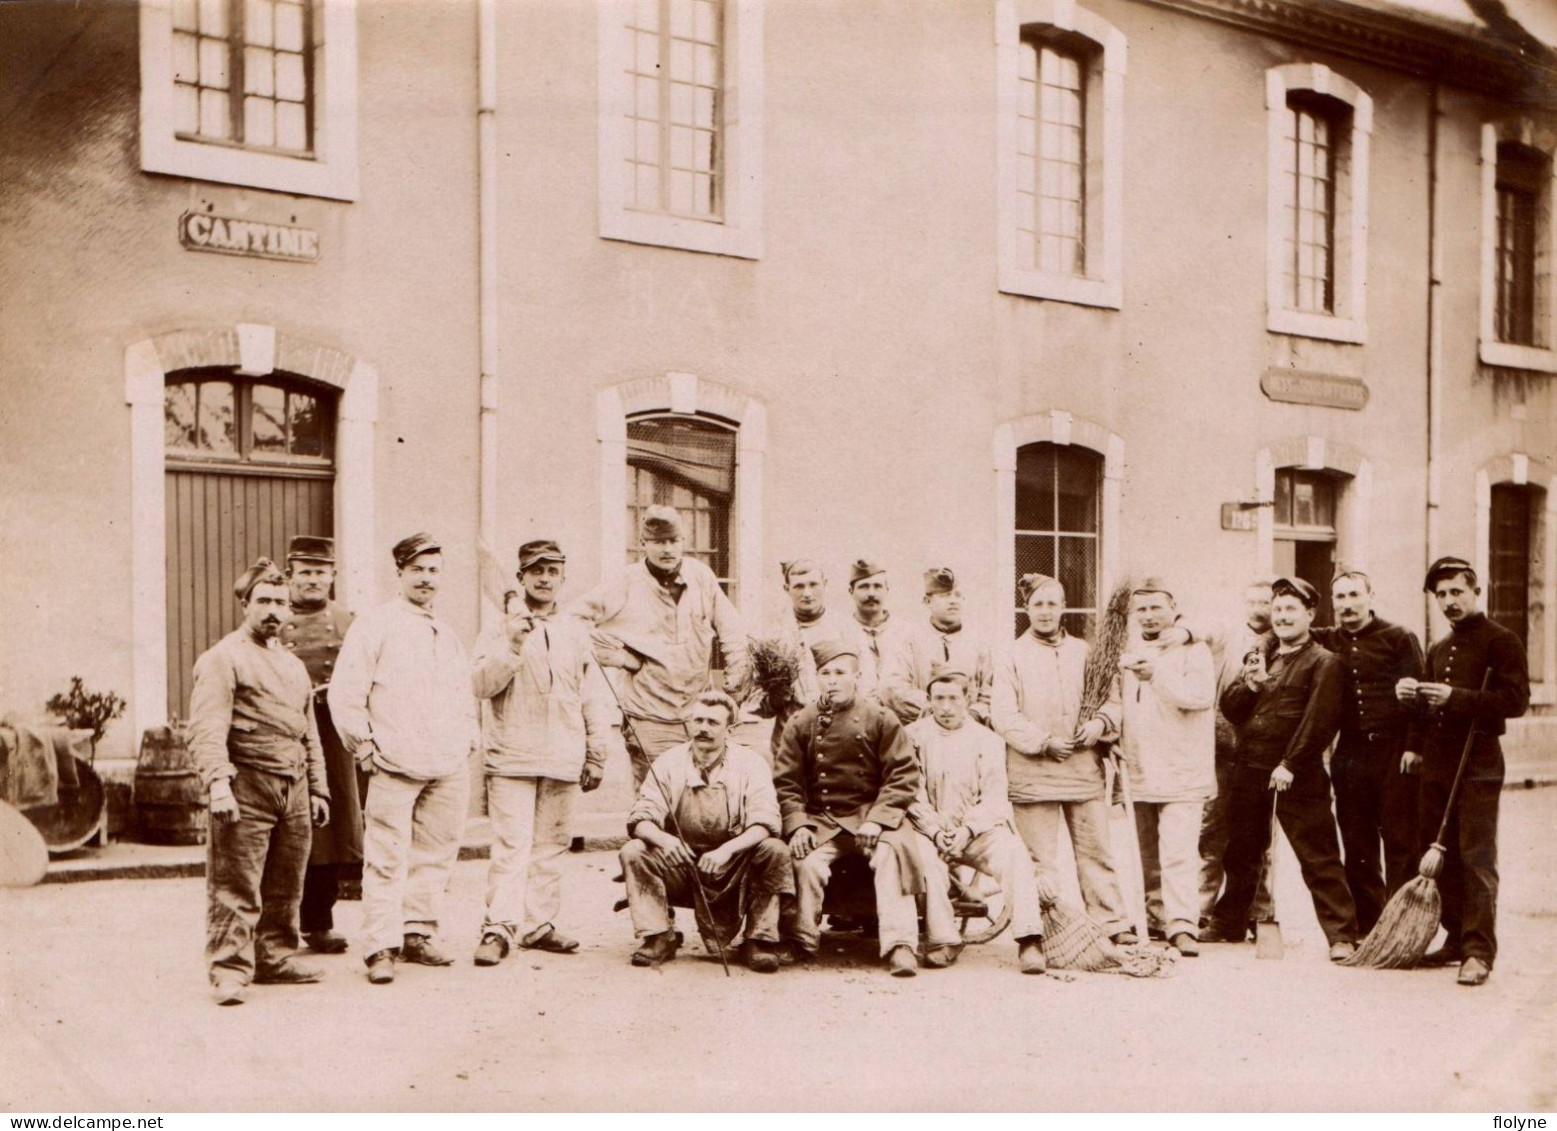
[1212,761,1357,945]
[206,765,311,983]
[1199,757,1274,924]
[482,775,578,943]
[620,835,793,944]
[1331,729,1419,936]
[1133,800,1205,939]
[783,831,960,957]
[624,716,691,792]
[300,862,339,933]
[1418,774,1500,965]
[945,826,1045,941]
[1011,798,1129,935]
[359,768,469,955]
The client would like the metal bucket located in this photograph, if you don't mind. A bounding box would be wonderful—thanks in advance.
[134,727,208,846]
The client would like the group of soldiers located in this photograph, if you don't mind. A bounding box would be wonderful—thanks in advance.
[187,504,1529,1004]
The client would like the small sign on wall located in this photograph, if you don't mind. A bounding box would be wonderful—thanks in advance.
[179,211,319,263]
[1260,369,1368,411]
[1221,503,1259,532]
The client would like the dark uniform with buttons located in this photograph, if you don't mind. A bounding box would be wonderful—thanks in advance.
[280,539,362,938]
[1313,617,1425,935]
[1405,559,1529,969]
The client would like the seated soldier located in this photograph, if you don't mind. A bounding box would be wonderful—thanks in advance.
[907,665,1048,974]
[619,691,793,973]
[775,640,961,977]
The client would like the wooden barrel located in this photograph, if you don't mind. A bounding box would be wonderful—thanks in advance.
[134,727,208,845]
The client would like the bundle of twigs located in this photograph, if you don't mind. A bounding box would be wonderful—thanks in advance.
[1036,877,1177,977]
[1076,580,1135,727]
[745,636,803,719]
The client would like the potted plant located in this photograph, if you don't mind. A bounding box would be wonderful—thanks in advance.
[45,677,127,757]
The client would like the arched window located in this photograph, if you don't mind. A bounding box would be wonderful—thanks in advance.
[1014,441,1102,637]
[626,413,737,596]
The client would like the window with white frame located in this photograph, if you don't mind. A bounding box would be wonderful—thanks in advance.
[997,1,1124,309]
[1489,482,1546,684]
[1480,121,1557,372]
[598,0,763,258]
[140,0,359,200]
[1265,65,1370,344]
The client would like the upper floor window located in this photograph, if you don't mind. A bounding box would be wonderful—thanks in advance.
[1265,65,1371,344]
[997,1,1125,309]
[140,0,358,200]
[598,0,763,258]
[1480,122,1557,371]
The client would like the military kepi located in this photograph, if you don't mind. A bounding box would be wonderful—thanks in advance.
[1424,555,1477,592]
[286,535,335,563]
[392,532,441,569]
[810,639,858,669]
[234,557,283,602]
[518,539,566,572]
[640,505,682,540]
[1271,575,1320,609]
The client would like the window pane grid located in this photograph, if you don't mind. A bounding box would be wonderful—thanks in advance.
[174,0,314,155]
[1489,484,1534,648]
[164,374,334,466]
[1284,101,1336,314]
[1496,145,1545,347]
[625,0,723,222]
[626,415,736,598]
[1013,443,1102,639]
[1018,42,1086,276]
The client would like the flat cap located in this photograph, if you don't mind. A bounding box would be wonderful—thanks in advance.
[234,557,284,602]
[517,539,566,573]
[810,638,859,670]
[923,566,957,595]
[849,559,886,586]
[1271,575,1320,609]
[1424,555,1477,592]
[1017,573,1062,604]
[640,505,682,541]
[286,535,335,564]
[392,532,441,569]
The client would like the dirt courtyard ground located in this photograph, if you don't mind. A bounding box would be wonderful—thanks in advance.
[3,787,1555,1112]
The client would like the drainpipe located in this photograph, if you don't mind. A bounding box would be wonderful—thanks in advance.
[478,0,500,630]
[1425,80,1443,636]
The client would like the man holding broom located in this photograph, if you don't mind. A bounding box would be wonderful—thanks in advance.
[1398,557,1528,986]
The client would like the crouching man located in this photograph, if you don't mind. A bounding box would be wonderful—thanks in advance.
[188,558,331,1005]
[775,640,961,977]
[906,666,1047,974]
[620,692,793,972]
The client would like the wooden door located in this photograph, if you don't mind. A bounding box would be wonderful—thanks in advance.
[163,372,336,719]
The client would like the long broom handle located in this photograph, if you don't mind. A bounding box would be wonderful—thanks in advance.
[1427,669,1492,849]
[602,667,731,976]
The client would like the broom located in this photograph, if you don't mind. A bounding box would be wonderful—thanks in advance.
[1035,876,1177,977]
[1343,670,1490,969]
[1077,580,1135,728]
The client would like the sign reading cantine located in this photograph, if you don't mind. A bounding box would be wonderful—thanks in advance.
[179,211,319,263]
[1260,368,1368,411]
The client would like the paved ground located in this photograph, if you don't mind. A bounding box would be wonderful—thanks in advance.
[3,788,1556,1113]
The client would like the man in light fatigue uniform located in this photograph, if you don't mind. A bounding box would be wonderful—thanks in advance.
[764,557,845,756]
[188,558,331,1005]
[838,559,904,704]
[472,539,619,966]
[882,566,993,725]
[571,505,748,791]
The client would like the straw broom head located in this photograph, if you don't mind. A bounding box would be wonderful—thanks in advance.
[1341,874,1442,969]
[1078,580,1135,725]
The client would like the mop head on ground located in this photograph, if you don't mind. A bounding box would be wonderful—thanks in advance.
[1036,878,1177,978]
[745,636,803,719]
[1077,580,1135,726]
[1342,843,1446,969]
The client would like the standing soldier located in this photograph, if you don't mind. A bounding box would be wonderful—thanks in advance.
[571,505,748,791]
[329,533,478,985]
[1400,557,1528,986]
[764,557,845,756]
[839,559,904,703]
[1114,579,1216,957]
[471,540,617,967]
[882,567,993,725]
[1312,570,1425,937]
[991,574,1134,946]
[188,559,330,1005]
[1205,576,1358,961]
[280,536,361,955]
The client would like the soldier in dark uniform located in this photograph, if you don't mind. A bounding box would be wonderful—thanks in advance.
[281,535,362,954]
[1399,556,1529,987]
[773,639,959,976]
